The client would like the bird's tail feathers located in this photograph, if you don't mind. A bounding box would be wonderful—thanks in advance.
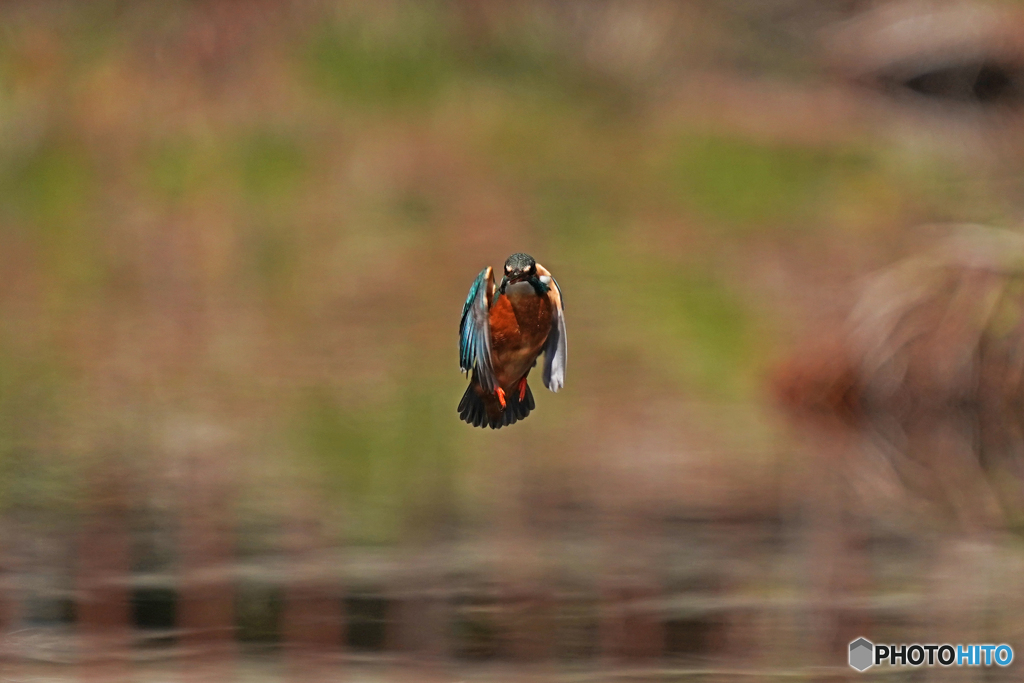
[458,379,535,429]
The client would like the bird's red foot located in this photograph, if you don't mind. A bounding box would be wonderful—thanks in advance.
[496,387,506,410]
[517,377,528,401]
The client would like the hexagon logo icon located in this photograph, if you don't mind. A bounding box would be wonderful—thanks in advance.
[849,638,874,671]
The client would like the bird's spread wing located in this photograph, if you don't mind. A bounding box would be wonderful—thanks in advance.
[537,264,566,392]
[459,266,497,392]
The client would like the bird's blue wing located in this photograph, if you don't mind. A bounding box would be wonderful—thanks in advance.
[459,266,497,392]
[537,265,566,392]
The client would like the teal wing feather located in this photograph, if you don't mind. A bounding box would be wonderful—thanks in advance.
[459,266,496,392]
[537,265,566,392]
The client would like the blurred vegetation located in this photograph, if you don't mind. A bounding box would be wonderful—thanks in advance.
[305,7,458,106]
[665,135,871,228]
[0,0,1018,545]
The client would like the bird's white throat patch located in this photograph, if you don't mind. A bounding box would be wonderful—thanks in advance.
[504,280,537,299]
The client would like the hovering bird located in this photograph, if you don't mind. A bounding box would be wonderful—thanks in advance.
[458,253,566,429]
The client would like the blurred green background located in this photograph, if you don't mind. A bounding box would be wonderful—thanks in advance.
[0,1,1019,540]
[2,2,1024,676]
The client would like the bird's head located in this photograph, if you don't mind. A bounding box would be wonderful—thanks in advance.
[503,252,537,285]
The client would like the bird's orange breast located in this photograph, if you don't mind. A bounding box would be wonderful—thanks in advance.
[489,286,553,389]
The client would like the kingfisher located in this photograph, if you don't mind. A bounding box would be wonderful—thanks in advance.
[458,253,567,429]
